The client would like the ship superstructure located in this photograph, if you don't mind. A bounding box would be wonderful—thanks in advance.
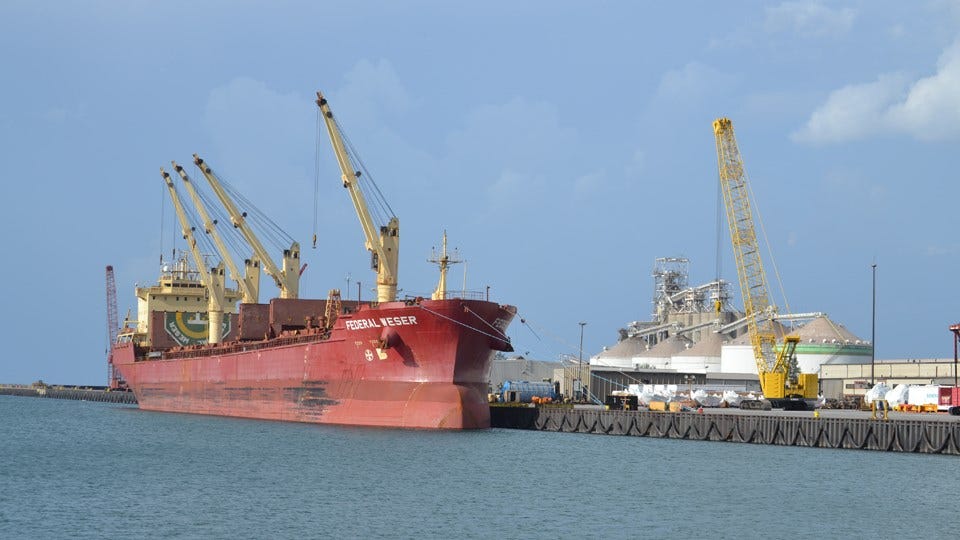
[133,254,242,347]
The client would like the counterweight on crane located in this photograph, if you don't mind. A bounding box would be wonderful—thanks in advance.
[316,91,400,303]
[713,117,818,409]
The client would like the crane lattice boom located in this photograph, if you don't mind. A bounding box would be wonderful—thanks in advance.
[105,265,119,386]
[713,118,779,375]
[713,117,818,403]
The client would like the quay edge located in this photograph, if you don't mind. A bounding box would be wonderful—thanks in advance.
[490,406,960,455]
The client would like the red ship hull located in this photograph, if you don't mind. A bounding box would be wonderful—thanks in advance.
[113,299,515,429]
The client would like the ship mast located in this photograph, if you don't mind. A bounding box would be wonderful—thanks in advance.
[193,154,300,299]
[173,161,261,304]
[316,91,400,303]
[429,231,462,300]
[160,167,226,344]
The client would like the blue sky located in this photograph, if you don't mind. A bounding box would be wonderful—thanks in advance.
[2,1,959,384]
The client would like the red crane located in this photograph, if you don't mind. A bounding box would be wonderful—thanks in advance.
[105,265,121,388]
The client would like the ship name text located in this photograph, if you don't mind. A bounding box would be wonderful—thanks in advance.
[345,316,418,331]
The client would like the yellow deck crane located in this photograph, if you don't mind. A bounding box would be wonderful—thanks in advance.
[193,154,301,299]
[160,167,227,344]
[316,91,399,303]
[172,161,261,304]
[713,117,818,410]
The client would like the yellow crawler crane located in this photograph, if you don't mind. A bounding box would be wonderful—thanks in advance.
[713,117,818,410]
[316,91,400,303]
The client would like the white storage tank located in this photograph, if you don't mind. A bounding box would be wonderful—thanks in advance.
[720,316,871,375]
[792,316,872,374]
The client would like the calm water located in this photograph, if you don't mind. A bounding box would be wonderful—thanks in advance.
[1,395,958,538]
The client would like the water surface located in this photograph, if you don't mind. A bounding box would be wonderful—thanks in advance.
[1,396,957,538]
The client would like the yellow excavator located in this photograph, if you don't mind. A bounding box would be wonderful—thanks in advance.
[713,117,818,410]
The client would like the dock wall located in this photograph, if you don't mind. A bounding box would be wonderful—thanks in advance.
[0,385,137,404]
[490,406,960,455]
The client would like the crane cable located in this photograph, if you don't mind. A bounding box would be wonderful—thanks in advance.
[313,108,321,249]
[159,180,166,265]
[463,306,509,339]
[714,168,725,312]
[744,172,792,317]
[516,314,585,359]
[415,304,511,346]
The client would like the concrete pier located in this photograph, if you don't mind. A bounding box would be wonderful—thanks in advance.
[490,406,960,455]
[0,385,137,404]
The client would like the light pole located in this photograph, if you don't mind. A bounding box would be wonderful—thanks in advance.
[951,324,960,389]
[871,263,876,386]
[578,322,586,402]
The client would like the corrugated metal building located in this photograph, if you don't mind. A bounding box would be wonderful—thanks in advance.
[488,356,561,393]
[819,357,959,399]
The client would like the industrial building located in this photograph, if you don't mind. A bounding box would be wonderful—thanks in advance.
[588,257,873,400]
[819,357,960,400]
[488,355,561,394]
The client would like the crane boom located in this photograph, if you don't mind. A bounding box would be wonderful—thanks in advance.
[713,118,778,376]
[173,161,261,304]
[713,117,817,404]
[192,154,300,299]
[316,91,399,303]
[105,265,121,388]
[160,167,226,343]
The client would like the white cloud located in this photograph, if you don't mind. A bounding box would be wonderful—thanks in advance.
[488,169,542,201]
[446,97,575,161]
[656,62,735,102]
[926,244,960,256]
[574,170,605,195]
[204,77,311,162]
[793,73,909,143]
[886,41,960,140]
[202,78,313,221]
[624,148,645,179]
[821,167,887,203]
[795,39,960,142]
[327,59,411,129]
[764,1,856,38]
[442,97,582,215]
[42,104,87,123]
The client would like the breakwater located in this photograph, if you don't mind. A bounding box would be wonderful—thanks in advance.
[0,385,137,404]
[490,406,960,455]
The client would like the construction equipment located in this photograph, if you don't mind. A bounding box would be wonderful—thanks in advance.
[173,161,261,304]
[713,117,818,410]
[193,154,301,299]
[104,265,126,389]
[160,167,227,344]
[316,91,400,303]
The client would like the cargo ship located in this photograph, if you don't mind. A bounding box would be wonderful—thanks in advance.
[109,91,516,429]
[111,290,516,429]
